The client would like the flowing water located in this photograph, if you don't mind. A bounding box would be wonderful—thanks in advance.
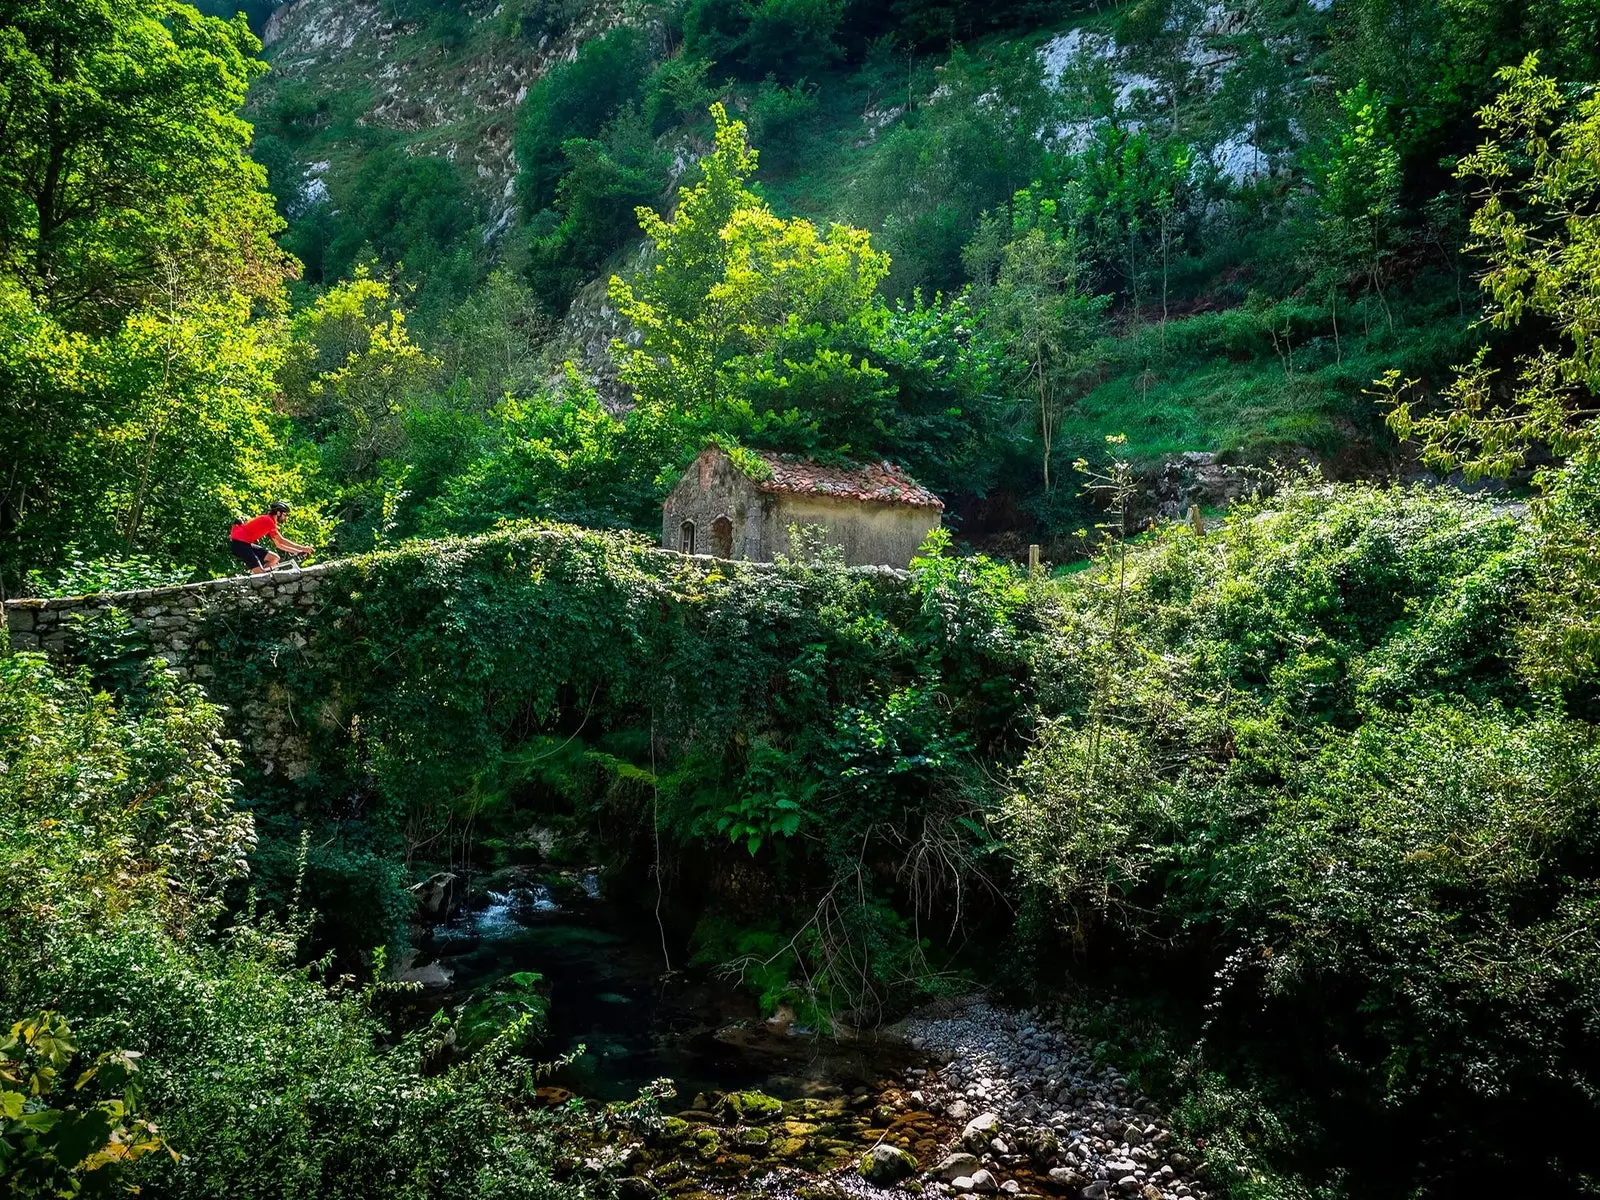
[417,870,916,1105]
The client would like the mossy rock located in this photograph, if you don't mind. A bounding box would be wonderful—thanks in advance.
[783,1120,820,1137]
[736,1126,772,1148]
[773,1137,808,1158]
[859,1144,918,1185]
[648,1117,692,1146]
[718,1090,784,1124]
[803,1097,848,1119]
[692,1129,720,1148]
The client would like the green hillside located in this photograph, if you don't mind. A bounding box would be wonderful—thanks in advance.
[234,0,1596,549]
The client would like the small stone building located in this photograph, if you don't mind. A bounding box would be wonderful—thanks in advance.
[661,448,943,568]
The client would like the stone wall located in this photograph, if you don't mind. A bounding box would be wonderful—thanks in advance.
[4,562,339,680]
[4,565,345,779]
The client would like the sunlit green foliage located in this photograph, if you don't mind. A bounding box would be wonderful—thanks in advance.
[1007,481,1597,1194]
[1,1012,170,1199]
[0,0,291,324]
[0,279,311,585]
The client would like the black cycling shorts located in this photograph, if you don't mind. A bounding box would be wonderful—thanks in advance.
[229,539,269,570]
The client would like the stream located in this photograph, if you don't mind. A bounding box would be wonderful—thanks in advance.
[415,869,919,1107]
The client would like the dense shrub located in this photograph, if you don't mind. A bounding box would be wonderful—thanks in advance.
[0,650,577,1199]
[1005,482,1599,1195]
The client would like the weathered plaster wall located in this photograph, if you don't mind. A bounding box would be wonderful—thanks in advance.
[762,494,940,569]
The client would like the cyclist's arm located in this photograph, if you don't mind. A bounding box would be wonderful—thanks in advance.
[271,532,312,555]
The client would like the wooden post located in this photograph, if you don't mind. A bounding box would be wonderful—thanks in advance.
[1028,544,1041,578]
[1188,505,1204,537]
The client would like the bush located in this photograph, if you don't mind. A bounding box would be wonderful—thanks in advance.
[1005,481,1600,1195]
[0,651,578,1199]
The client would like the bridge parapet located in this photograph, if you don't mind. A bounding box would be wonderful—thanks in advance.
[4,561,342,678]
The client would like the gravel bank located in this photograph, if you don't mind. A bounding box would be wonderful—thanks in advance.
[888,997,1210,1200]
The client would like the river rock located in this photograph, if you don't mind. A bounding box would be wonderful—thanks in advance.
[718,1090,783,1124]
[970,1168,998,1192]
[962,1112,1001,1151]
[1049,1167,1085,1187]
[1016,1127,1059,1165]
[860,1144,918,1185]
[408,871,457,920]
[951,1177,976,1193]
[935,1151,982,1181]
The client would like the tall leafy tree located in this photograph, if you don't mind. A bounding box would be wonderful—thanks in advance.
[0,0,290,326]
[966,193,1108,492]
[1386,56,1600,690]
[608,103,892,455]
[1308,83,1406,333]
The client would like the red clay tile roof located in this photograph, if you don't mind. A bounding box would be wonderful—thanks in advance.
[748,453,944,511]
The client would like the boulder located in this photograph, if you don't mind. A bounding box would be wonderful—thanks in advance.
[859,1144,918,1185]
[408,871,458,921]
[970,1168,998,1192]
[718,1090,784,1124]
[934,1151,982,1181]
[1017,1127,1060,1166]
[961,1112,1002,1152]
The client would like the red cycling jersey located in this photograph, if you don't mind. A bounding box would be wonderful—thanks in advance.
[230,514,279,543]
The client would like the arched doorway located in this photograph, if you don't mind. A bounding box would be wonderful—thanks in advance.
[711,515,733,558]
[679,520,695,554]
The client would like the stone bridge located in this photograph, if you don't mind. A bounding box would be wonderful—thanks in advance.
[3,532,911,776]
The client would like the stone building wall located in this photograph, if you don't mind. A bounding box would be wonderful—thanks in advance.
[662,448,942,568]
[660,450,767,559]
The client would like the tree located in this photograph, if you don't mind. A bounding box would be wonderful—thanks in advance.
[1308,83,1405,333]
[966,193,1109,492]
[0,278,309,583]
[608,103,892,455]
[279,273,439,543]
[1384,55,1600,689]
[0,0,291,326]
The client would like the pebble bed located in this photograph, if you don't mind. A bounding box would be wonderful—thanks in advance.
[889,997,1209,1200]
[568,996,1210,1200]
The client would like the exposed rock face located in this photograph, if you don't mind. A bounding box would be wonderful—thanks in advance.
[1139,451,1249,522]
[251,0,633,241]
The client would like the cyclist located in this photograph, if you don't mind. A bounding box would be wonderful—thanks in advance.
[229,501,313,575]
